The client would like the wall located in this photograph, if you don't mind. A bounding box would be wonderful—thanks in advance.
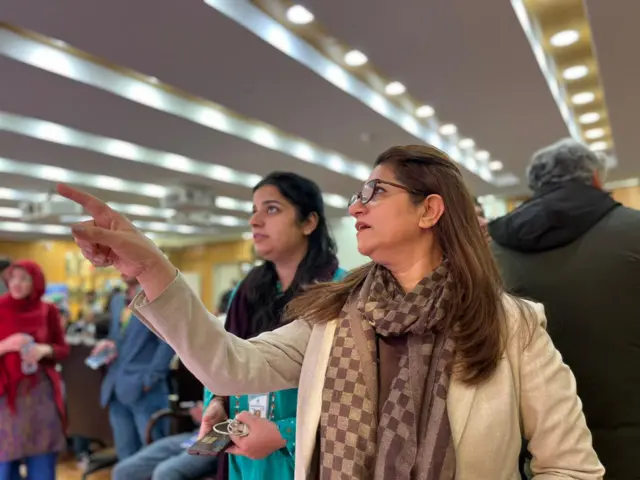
[170,239,254,311]
[612,186,640,210]
[0,240,77,284]
[329,216,368,271]
[0,238,255,313]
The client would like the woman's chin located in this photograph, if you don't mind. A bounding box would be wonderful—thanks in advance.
[254,245,273,261]
[356,239,375,258]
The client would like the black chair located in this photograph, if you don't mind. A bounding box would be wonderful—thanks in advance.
[145,355,204,443]
[81,354,202,479]
[143,357,217,480]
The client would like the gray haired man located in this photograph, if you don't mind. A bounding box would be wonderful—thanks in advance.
[489,138,640,480]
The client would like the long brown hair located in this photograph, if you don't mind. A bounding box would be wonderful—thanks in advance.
[285,145,532,385]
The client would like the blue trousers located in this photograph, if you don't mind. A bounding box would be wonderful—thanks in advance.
[109,390,169,461]
[0,453,57,480]
[112,433,217,480]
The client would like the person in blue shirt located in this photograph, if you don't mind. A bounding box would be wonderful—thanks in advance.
[201,171,346,480]
[90,275,174,461]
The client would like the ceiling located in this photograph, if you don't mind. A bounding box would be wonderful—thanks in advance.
[0,0,634,242]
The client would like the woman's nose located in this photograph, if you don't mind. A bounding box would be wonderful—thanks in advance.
[249,212,262,227]
[348,198,365,217]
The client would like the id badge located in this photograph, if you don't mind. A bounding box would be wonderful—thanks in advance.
[247,394,269,418]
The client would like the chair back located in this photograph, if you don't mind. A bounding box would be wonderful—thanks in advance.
[170,355,204,406]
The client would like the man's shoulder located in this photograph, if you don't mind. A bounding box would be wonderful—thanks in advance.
[595,204,640,237]
[609,204,640,221]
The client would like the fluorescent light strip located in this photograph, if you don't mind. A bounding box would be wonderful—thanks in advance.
[0,221,70,235]
[0,188,248,232]
[0,207,22,218]
[108,203,246,226]
[107,203,245,226]
[58,215,218,235]
[0,191,227,223]
[107,202,175,219]
[205,1,519,188]
[0,158,252,213]
[0,155,166,197]
[133,220,216,235]
[214,196,253,213]
[0,112,262,188]
[0,220,210,239]
[0,112,347,209]
[0,27,366,193]
[0,187,48,202]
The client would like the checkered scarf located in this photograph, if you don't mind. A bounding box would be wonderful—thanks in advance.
[320,261,456,480]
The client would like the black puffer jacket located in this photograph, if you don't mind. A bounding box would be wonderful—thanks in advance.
[490,182,640,480]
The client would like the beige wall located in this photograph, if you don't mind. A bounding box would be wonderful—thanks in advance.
[611,186,640,210]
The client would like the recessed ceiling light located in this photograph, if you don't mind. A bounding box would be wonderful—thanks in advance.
[439,124,457,135]
[415,105,435,118]
[579,112,601,124]
[459,138,475,149]
[344,50,368,67]
[385,81,406,96]
[286,5,314,25]
[571,92,595,105]
[476,150,490,161]
[585,128,605,139]
[489,160,504,171]
[590,141,608,151]
[563,65,589,80]
[550,30,580,47]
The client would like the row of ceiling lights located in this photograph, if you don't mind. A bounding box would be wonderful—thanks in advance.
[285,4,504,173]
[549,29,607,152]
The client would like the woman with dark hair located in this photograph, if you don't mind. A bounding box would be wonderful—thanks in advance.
[110,171,345,480]
[0,260,69,480]
[59,145,603,480]
[203,171,345,480]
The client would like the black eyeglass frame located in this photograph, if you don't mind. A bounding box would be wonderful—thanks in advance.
[348,179,430,207]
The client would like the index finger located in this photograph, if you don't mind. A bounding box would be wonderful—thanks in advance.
[56,184,111,217]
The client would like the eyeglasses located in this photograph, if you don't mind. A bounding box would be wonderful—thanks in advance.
[348,179,429,207]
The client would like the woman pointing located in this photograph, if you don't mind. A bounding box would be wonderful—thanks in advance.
[58,144,604,480]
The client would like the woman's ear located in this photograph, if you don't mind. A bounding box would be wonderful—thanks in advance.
[302,212,319,236]
[418,194,445,229]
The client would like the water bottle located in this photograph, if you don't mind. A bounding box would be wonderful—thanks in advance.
[20,336,38,375]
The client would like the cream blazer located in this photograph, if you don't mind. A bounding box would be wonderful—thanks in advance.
[132,274,604,480]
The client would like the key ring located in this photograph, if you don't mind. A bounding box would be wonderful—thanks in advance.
[213,419,250,437]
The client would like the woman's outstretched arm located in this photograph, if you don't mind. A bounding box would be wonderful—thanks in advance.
[132,273,311,396]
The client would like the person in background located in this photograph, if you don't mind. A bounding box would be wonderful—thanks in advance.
[473,197,490,240]
[201,171,346,480]
[49,293,71,331]
[112,401,217,480]
[58,145,603,480]
[67,290,102,338]
[489,138,639,480]
[104,287,122,316]
[78,290,103,322]
[0,260,70,480]
[0,259,10,296]
[92,275,174,461]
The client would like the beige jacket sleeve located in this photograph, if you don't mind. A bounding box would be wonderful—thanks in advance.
[517,303,605,479]
[131,273,311,396]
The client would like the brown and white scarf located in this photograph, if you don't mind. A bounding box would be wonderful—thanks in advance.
[320,261,457,480]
